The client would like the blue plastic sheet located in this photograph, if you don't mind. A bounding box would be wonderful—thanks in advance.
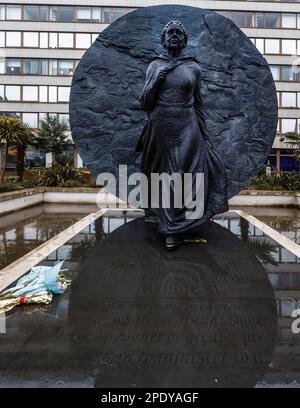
[2,261,66,298]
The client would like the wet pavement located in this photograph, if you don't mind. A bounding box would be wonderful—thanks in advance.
[0,210,299,387]
[233,206,300,245]
[0,203,98,269]
[1,205,299,270]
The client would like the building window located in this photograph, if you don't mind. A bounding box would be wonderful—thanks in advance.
[40,60,48,75]
[282,66,293,81]
[40,6,49,21]
[255,13,264,28]
[23,86,38,101]
[255,39,264,54]
[76,33,91,49]
[23,113,38,128]
[58,87,70,102]
[229,12,254,27]
[0,85,4,100]
[0,59,4,74]
[23,32,39,48]
[265,13,280,28]
[40,33,48,48]
[6,5,21,20]
[49,60,57,75]
[39,86,48,102]
[77,7,91,22]
[23,59,39,75]
[265,39,280,54]
[282,39,297,54]
[6,59,21,74]
[24,5,40,21]
[39,113,48,125]
[281,92,297,107]
[280,155,300,172]
[59,7,74,22]
[103,8,111,24]
[0,32,4,47]
[282,66,300,81]
[6,32,21,47]
[111,9,127,23]
[0,5,5,20]
[5,85,20,101]
[281,118,297,133]
[92,8,101,23]
[255,13,280,28]
[49,86,57,102]
[58,60,73,75]
[49,33,57,49]
[58,114,69,127]
[2,58,78,76]
[270,65,279,80]
[58,33,73,48]
[282,13,297,28]
[0,5,136,24]
[49,6,58,22]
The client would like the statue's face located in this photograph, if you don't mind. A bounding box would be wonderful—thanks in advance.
[165,24,186,51]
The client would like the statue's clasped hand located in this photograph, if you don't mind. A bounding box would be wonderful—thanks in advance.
[154,68,169,88]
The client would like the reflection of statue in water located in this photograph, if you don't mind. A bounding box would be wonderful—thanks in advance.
[137,21,229,249]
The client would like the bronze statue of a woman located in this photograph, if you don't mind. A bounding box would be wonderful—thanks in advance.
[137,20,229,250]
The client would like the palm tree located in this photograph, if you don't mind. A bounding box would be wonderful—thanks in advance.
[16,127,35,181]
[0,116,34,183]
[284,132,300,162]
[33,115,73,165]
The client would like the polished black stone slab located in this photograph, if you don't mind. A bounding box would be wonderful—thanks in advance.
[0,218,277,388]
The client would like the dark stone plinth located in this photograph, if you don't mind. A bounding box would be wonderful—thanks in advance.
[70,5,278,199]
[0,219,277,388]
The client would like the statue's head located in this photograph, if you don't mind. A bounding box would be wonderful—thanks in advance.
[161,20,188,51]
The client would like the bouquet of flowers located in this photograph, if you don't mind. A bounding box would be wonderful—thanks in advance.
[0,261,71,313]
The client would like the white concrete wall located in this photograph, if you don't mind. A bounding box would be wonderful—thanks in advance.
[43,191,97,204]
[1,190,300,216]
[43,191,126,207]
[0,192,44,215]
[229,193,297,207]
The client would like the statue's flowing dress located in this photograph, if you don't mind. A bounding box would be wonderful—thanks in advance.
[138,53,229,235]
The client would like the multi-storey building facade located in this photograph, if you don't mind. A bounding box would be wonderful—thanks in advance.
[0,0,299,171]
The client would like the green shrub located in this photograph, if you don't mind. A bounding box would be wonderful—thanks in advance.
[20,179,39,189]
[0,179,39,193]
[0,182,24,193]
[58,179,89,188]
[247,172,300,191]
[279,172,300,190]
[38,162,84,187]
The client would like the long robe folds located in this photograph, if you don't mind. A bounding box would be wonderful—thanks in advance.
[138,53,229,235]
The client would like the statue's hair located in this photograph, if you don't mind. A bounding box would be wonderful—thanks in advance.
[160,20,188,48]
